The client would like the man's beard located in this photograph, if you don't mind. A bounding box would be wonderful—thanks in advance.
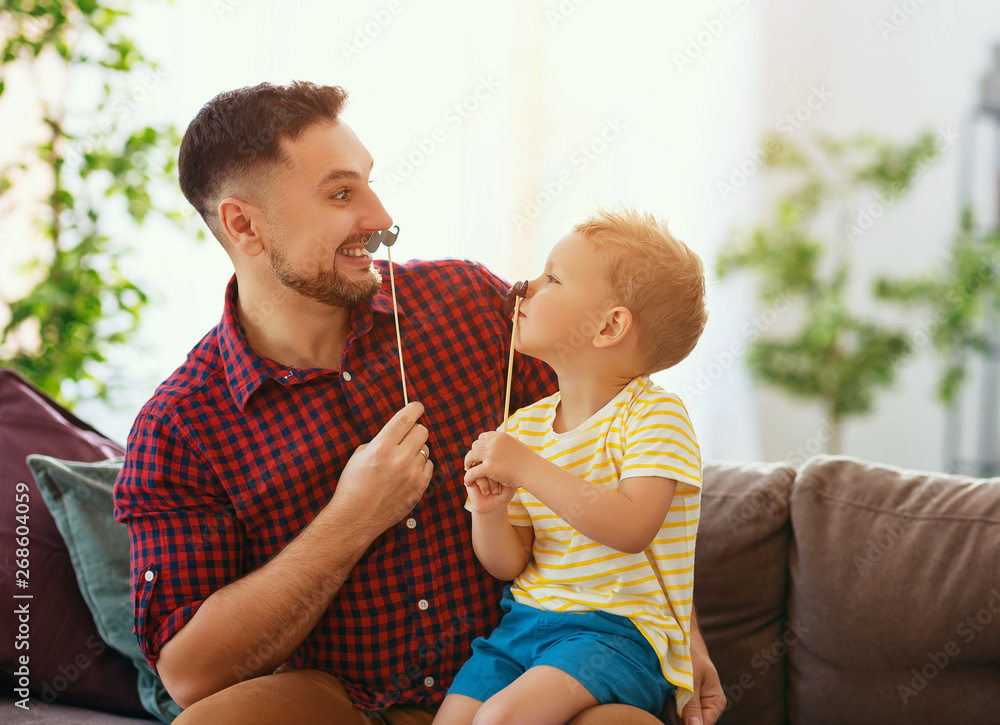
[267,236,382,308]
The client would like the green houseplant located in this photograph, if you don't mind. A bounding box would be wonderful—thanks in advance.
[717,130,945,453]
[0,0,196,405]
[876,208,1000,406]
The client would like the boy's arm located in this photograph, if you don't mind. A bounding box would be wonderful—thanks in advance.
[465,433,675,554]
[470,509,535,580]
[466,479,535,579]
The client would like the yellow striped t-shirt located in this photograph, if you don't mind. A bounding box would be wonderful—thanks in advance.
[504,375,701,711]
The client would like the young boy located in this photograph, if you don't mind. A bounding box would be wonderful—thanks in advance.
[434,208,708,725]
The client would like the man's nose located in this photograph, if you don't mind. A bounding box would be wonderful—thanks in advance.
[363,186,393,233]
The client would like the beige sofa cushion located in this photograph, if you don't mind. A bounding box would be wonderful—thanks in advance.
[788,455,1000,725]
[695,461,796,725]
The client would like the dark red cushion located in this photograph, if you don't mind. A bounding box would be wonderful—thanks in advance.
[0,369,148,716]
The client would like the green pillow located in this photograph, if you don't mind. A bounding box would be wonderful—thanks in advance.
[27,455,182,723]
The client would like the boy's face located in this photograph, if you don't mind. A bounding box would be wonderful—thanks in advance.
[516,232,612,367]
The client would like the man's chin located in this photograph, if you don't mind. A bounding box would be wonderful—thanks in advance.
[280,268,383,309]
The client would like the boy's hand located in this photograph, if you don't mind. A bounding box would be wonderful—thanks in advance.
[465,477,517,515]
[464,431,539,490]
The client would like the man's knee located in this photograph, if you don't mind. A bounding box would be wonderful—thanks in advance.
[171,669,366,725]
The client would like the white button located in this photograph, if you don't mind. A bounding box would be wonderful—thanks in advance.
[417,599,429,611]
[282,371,293,379]
[424,676,435,688]
[144,570,154,582]
[406,518,417,529]
[342,371,352,382]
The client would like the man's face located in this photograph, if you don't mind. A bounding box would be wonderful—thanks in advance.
[516,232,612,367]
[261,121,393,308]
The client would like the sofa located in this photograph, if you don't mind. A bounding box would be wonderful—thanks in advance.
[2,367,999,724]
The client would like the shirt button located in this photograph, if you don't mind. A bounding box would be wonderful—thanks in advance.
[282,371,293,380]
[406,518,417,529]
[417,599,429,611]
[144,570,154,582]
[424,676,435,688]
[342,371,352,382]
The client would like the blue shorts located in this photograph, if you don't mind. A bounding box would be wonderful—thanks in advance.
[448,589,675,714]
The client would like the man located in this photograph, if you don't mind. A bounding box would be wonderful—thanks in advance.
[114,81,724,725]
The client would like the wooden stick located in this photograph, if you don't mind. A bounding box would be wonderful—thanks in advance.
[502,295,522,432]
[386,246,408,406]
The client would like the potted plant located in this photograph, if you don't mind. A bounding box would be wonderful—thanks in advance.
[0,0,198,405]
[717,130,944,453]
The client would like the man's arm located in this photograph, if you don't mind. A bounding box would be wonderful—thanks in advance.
[154,402,432,708]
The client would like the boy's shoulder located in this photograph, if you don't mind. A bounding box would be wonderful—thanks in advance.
[626,375,689,413]
[510,389,560,421]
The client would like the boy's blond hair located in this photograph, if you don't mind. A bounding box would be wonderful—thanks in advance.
[575,208,707,375]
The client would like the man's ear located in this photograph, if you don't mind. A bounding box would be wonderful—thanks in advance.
[592,306,633,349]
[218,197,266,256]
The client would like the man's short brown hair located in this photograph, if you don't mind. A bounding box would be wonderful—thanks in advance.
[178,81,349,243]
[575,207,708,374]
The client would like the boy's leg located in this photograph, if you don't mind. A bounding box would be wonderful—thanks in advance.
[568,704,665,724]
[431,693,484,725]
[475,665,599,725]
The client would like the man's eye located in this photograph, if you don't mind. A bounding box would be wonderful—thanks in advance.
[331,189,349,201]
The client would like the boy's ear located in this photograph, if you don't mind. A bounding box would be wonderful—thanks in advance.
[218,197,267,256]
[592,306,633,349]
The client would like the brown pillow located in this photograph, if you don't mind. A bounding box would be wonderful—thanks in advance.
[788,455,1000,725]
[695,461,796,725]
[0,369,147,716]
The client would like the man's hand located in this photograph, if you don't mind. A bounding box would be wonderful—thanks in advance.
[463,431,540,490]
[672,614,725,725]
[333,401,433,537]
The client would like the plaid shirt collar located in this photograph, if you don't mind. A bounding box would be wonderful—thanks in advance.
[218,272,406,410]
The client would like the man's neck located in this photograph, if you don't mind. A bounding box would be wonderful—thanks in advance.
[235,277,353,372]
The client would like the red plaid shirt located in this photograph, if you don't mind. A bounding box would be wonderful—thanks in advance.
[114,259,556,710]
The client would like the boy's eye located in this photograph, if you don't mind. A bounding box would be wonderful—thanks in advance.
[546,274,558,284]
[331,189,349,201]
